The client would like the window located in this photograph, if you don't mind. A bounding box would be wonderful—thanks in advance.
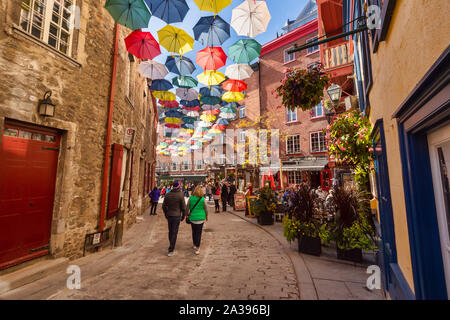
[171,162,179,171]
[288,171,302,185]
[182,161,191,171]
[161,163,169,171]
[310,131,327,153]
[310,102,324,118]
[194,160,204,170]
[20,0,76,56]
[286,108,297,122]
[284,47,295,63]
[306,37,319,54]
[239,106,246,118]
[286,135,301,154]
[239,131,246,143]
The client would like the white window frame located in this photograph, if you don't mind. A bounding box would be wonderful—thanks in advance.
[310,131,327,153]
[284,47,295,64]
[239,131,246,143]
[286,135,301,155]
[239,106,246,118]
[194,160,204,171]
[310,102,324,119]
[20,0,76,56]
[182,161,191,171]
[286,108,297,123]
[288,171,302,185]
[171,162,179,172]
[306,36,320,55]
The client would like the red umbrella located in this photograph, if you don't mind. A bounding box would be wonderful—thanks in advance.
[222,79,248,92]
[196,47,227,70]
[212,124,226,130]
[125,30,161,60]
[159,100,179,108]
[182,106,202,111]
[164,123,181,128]
[203,109,220,115]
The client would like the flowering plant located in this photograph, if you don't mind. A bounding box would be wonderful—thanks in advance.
[274,66,330,111]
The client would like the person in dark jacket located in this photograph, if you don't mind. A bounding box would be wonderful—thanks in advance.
[221,182,229,212]
[149,187,161,215]
[162,182,186,256]
[228,182,236,210]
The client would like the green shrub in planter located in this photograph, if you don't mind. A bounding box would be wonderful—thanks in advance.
[254,186,276,225]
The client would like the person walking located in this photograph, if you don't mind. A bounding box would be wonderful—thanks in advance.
[221,182,229,212]
[212,183,220,212]
[206,184,212,201]
[161,186,166,198]
[149,187,161,215]
[186,186,208,255]
[162,182,186,256]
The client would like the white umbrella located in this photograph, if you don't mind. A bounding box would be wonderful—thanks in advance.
[197,120,213,127]
[137,60,168,79]
[231,0,271,38]
[176,88,199,101]
[219,112,237,119]
[225,64,254,81]
[186,111,200,117]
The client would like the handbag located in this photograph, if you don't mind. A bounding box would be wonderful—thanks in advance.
[186,197,202,224]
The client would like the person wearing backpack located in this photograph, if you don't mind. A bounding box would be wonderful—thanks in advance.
[185,186,209,255]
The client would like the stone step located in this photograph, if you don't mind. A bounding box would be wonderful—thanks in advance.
[0,258,69,295]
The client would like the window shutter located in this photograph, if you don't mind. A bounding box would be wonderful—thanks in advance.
[108,144,124,219]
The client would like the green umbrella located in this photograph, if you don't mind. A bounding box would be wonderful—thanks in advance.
[105,0,151,30]
[172,76,199,88]
[228,39,262,64]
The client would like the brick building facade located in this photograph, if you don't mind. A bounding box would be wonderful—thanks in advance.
[0,0,157,269]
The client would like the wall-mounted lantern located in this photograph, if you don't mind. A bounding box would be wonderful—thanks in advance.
[326,84,343,107]
[38,91,56,117]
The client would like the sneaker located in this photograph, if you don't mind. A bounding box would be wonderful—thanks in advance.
[168,251,175,257]
[194,249,200,255]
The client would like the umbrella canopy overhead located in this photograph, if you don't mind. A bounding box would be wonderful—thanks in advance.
[219,111,237,119]
[144,0,189,24]
[165,55,196,75]
[222,79,248,92]
[138,60,168,79]
[199,86,223,97]
[203,109,220,115]
[149,79,173,91]
[196,47,227,71]
[200,95,222,105]
[197,70,226,86]
[159,100,179,108]
[157,25,194,55]
[225,64,254,81]
[125,30,161,60]
[231,0,271,38]
[202,104,221,111]
[228,39,262,63]
[180,99,200,108]
[193,15,230,47]
[182,105,201,111]
[172,75,199,88]
[152,90,177,101]
[193,0,232,14]
[105,0,151,30]
[216,118,230,126]
[176,88,198,101]
[222,91,245,102]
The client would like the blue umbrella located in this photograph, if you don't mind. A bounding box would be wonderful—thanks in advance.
[216,118,230,126]
[149,79,173,91]
[182,123,195,130]
[182,116,196,124]
[180,99,200,108]
[193,15,230,47]
[145,0,189,24]
[165,110,183,118]
[165,55,196,76]
[221,102,239,109]
[199,86,223,97]
[201,96,221,105]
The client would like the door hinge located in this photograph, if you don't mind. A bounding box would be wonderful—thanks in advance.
[29,244,49,254]
[42,147,59,151]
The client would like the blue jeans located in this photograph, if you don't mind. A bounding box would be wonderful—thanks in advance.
[167,216,181,252]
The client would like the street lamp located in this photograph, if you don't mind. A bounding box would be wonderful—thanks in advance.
[38,90,56,117]
[327,84,342,106]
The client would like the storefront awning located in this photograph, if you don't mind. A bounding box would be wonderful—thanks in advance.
[282,158,329,172]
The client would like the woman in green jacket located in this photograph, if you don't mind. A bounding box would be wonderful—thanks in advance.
[186,186,209,255]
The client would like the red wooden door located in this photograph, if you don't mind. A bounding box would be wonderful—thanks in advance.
[0,122,60,269]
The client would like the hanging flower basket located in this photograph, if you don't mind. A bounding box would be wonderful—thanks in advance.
[274,66,330,111]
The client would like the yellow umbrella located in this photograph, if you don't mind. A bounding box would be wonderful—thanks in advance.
[157,25,194,55]
[209,128,223,134]
[194,0,232,14]
[197,70,226,86]
[181,128,194,134]
[222,91,245,102]
[200,114,217,122]
[164,117,182,124]
[152,90,177,101]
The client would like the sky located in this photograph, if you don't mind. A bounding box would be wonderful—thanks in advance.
[143,0,310,89]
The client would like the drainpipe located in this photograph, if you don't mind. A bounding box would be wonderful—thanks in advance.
[99,23,120,233]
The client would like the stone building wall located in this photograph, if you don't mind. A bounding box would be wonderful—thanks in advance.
[0,0,156,261]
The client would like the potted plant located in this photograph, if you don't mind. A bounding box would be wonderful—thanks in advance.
[253,186,276,225]
[327,186,376,262]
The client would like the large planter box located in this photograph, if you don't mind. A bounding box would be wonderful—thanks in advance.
[336,247,363,263]
[298,235,322,256]
[257,211,274,225]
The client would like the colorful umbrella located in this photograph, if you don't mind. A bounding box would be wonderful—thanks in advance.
[216,118,230,126]
[182,116,196,124]
[203,109,220,115]
[222,102,240,109]
[212,124,226,130]
[159,100,179,108]
[164,117,182,124]
[186,111,200,117]
[222,79,248,92]
[200,114,217,122]
[165,55,196,76]
[149,79,173,91]
[193,15,230,47]
[228,39,262,64]
[220,106,237,113]
[165,109,183,117]
[200,95,222,105]
[125,30,161,60]
[144,0,189,24]
[176,88,198,101]
[105,0,151,30]
[199,86,223,97]
[157,25,194,55]
[164,123,181,128]
[231,0,271,38]
[219,111,236,119]
[138,60,168,79]
[222,91,245,102]
[152,91,176,101]
[196,47,227,71]
[198,120,214,127]
[197,71,226,86]
[225,64,254,81]
[209,128,223,134]
[172,75,198,88]
[182,106,201,111]
[193,0,231,14]
[180,99,200,108]
[202,104,221,111]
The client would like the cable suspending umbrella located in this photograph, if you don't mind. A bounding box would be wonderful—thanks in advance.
[172,75,198,88]
[228,39,262,64]
[125,30,161,60]
[193,15,230,47]
[165,55,196,76]
[138,60,168,79]
[144,0,189,24]
[157,25,194,55]
[196,47,227,71]
[105,0,151,30]
[231,0,271,38]
[149,79,173,91]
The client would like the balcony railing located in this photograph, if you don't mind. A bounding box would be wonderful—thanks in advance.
[322,42,353,70]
